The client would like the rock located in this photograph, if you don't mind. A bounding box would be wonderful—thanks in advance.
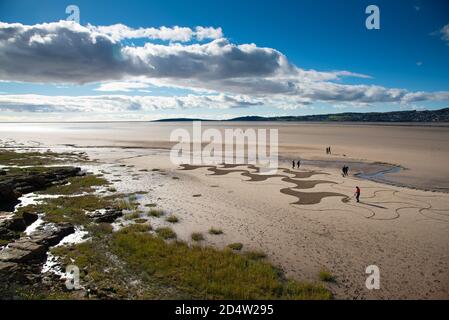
[0,221,76,297]
[0,170,6,176]
[0,216,26,232]
[0,222,74,264]
[29,223,75,247]
[0,189,20,211]
[0,261,18,272]
[88,208,123,223]
[0,166,82,209]
[22,212,38,225]
[0,212,38,242]
[0,243,47,263]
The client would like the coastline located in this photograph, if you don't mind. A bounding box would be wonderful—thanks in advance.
[0,142,446,194]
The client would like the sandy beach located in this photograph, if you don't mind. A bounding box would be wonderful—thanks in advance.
[124,153,449,299]
[1,122,449,299]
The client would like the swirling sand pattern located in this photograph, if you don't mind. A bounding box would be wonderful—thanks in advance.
[179,164,349,205]
[329,180,449,222]
[179,164,449,223]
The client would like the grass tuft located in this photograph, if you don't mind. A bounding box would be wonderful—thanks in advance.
[208,228,223,235]
[166,215,179,223]
[191,232,204,242]
[244,251,267,261]
[120,223,152,233]
[318,269,334,282]
[156,227,176,240]
[87,223,113,236]
[227,243,243,251]
[117,197,139,211]
[124,212,140,220]
[148,209,164,217]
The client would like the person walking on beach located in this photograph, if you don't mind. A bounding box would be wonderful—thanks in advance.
[342,165,349,177]
[355,186,361,203]
[297,160,301,168]
[292,160,295,169]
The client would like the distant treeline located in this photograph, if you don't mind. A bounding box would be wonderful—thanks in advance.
[154,107,449,122]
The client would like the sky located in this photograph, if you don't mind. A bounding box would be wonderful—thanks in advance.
[0,0,449,121]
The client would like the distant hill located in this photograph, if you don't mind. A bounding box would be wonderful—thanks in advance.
[153,107,449,123]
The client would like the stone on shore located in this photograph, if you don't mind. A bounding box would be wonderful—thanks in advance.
[88,208,123,223]
[0,166,82,207]
[0,223,75,264]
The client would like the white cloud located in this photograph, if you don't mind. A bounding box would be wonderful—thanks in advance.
[0,21,369,88]
[94,81,151,92]
[441,23,449,44]
[0,93,264,113]
[88,24,222,42]
[0,20,448,114]
[195,26,223,41]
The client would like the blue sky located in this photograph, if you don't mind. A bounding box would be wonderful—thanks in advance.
[0,0,449,121]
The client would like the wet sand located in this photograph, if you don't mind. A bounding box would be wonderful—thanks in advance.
[1,121,448,191]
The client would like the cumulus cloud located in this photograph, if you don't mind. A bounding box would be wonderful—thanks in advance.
[0,21,367,86]
[0,20,448,112]
[0,21,227,84]
[88,24,222,42]
[195,26,223,41]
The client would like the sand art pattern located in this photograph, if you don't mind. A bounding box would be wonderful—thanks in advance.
[179,164,349,205]
[179,164,449,223]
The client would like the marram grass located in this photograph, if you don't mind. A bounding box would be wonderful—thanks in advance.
[111,226,332,300]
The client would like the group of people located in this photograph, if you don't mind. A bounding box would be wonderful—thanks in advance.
[292,159,301,169]
[289,146,361,202]
[342,165,349,177]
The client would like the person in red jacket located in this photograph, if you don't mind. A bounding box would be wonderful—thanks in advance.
[355,186,361,203]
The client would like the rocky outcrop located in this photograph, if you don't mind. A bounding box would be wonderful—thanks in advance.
[88,208,123,223]
[0,219,79,299]
[0,166,82,210]
[0,261,18,272]
[0,212,38,242]
[0,223,74,267]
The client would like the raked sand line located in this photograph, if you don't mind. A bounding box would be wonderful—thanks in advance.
[332,180,449,222]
